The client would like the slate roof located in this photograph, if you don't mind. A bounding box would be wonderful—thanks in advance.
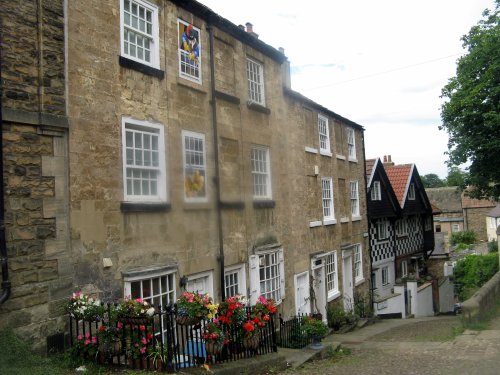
[385,164,413,207]
[426,187,462,213]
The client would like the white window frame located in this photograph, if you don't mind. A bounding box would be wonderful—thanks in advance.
[371,181,381,201]
[251,145,272,199]
[246,58,265,105]
[321,177,336,225]
[354,244,363,283]
[186,270,214,299]
[377,218,389,241]
[124,268,176,342]
[350,181,360,219]
[401,260,408,278]
[177,19,202,83]
[318,114,332,156]
[489,217,496,229]
[381,266,389,286]
[408,183,416,200]
[122,117,166,202]
[248,248,285,305]
[120,0,160,68]
[325,251,340,301]
[452,223,460,232]
[347,128,356,161]
[224,264,247,299]
[182,130,207,202]
[396,218,408,236]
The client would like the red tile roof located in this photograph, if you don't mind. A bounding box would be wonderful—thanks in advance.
[385,164,413,207]
[365,158,377,182]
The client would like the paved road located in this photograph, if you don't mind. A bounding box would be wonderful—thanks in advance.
[284,315,500,375]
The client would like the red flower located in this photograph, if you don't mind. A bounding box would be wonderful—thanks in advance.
[139,325,145,331]
[243,321,255,332]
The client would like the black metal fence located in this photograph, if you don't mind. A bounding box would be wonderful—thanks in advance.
[276,313,310,349]
[69,304,278,372]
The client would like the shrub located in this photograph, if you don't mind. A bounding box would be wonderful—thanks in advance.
[301,316,329,338]
[327,305,346,330]
[454,253,499,301]
[488,240,498,253]
[450,230,476,246]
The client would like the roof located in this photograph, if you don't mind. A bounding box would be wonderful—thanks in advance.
[488,204,500,218]
[172,0,287,64]
[426,187,463,213]
[385,164,414,207]
[461,194,496,209]
[365,158,377,186]
[431,203,442,215]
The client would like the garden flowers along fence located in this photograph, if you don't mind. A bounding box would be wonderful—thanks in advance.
[67,292,278,372]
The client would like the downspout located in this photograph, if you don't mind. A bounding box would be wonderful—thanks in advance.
[0,15,11,305]
[207,19,225,301]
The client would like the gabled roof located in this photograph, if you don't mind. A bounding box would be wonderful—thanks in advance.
[385,164,414,207]
[365,158,377,187]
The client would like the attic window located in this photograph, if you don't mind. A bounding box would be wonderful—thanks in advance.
[408,183,415,200]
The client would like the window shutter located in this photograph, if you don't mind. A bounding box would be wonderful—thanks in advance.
[249,255,259,305]
[279,248,285,301]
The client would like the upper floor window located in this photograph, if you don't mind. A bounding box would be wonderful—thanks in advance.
[354,244,363,282]
[178,20,201,83]
[350,181,360,217]
[371,181,381,201]
[121,0,159,68]
[325,251,339,299]
[318,115,331,156]
[377,218,389,241]
[122,118,166,202]
[396,218,408,236]
[247,58,265,105]
[408,183,415,200]
[400,260,408,278]
[381,266,389,286]
[251,146,272,199]
[182,131,207,201]
[347,128,356,160]
[321,177,336,223]
[249,249,285,305]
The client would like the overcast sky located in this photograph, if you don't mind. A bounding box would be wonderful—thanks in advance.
[199,0,495,178]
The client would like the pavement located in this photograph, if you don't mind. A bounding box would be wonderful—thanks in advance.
[182,314,500,375]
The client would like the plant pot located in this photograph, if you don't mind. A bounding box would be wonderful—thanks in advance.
[309,336,324,350]
[176,315,202,326]
[205,341,223,356]
[99,339,122,356]
[242,335,260,350]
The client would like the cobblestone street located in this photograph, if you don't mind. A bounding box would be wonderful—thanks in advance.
[282,315,500,375]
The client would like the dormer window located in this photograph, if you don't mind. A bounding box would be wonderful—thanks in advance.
[408,183,415,200]
[371,181,381,201]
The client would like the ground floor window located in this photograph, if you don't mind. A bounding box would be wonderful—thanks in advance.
[224,264,247,298]
[249,248,285,305]
[186,270,214,297]
[381,266,389,286]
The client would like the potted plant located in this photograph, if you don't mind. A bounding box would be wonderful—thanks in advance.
[202,320,228,356]
[117,297,155,324]
[302,316,329,349]
[67,291,105,321]
[97,321,123,361]
[125,325,154,368]
[217,294,247,326]
[146,345,168,371]
[71,331,99,361]
[175,291,218,325]
[241,319,260,350]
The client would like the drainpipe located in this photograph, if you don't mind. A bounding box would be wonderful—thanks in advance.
[0,17,11,304]
[207,19,225,301]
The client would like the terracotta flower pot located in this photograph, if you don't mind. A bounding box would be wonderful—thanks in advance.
[243,335,259,350]
[176,315,202,326]
[205,341,223,355]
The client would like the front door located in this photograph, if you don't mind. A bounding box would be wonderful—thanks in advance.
[312,266,327,321]
[294,271,311,315]
[342,254,354,311]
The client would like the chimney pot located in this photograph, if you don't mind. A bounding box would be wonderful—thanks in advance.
[279,47,285,54]
[383,155,387,162]
[245,22,253,33]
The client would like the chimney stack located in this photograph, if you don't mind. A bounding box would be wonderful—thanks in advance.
[245,22,259,38]
[383,155,395,167]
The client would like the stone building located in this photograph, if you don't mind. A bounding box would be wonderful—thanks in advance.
[0,0,369,351]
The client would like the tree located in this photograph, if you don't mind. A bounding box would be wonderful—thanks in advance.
[421,173,445,188]
[445,166,468,187]
[440,1,500,201]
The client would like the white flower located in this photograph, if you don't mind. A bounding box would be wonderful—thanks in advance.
[146,307,155,316]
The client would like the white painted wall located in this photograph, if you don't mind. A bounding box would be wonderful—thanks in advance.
[439,277,455,313]
[373,285,406,318]
[415,282,434,317]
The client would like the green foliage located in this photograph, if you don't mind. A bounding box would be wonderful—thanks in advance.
[445,167,468,188]
[439,1,500,201]
[453,253,499,300]
[421,173,445,188]
[327,304,347,330]
[450,230,477,246]
[488,239,498,253]
[301,316,329,338]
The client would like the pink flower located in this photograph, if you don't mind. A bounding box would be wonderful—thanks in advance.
[117,322,123,329]
[77,334,83,341]
[85,331,90,338]
[84,339,90,345]
[91,336,97,344]
[140,347,146,354]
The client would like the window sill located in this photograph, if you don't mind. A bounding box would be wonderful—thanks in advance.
[327,290,341,302]
[309,220,322,228]
[183,201,211,210]
[336,154,346,160]
[351,215,362,222]
[215,90,240,105]
[323,218,337,226]
[120,202,171,213]
[253,200,275,209]
[340,217,349,223]
[305,146,318,154]
[247,101,271,115]
[219,201,245,210]
[348,157,358,163]
[119,56,164,79]
[355,277,365,286]
[320,150,332,157]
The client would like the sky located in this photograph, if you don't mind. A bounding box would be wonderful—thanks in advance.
[199,0,495,178]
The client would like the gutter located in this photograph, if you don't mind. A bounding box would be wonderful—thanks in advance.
[0,15,11,304]
[207,18,225,301]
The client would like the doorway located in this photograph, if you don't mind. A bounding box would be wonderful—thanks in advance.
[342,252,354,311]
[294,271,311,315]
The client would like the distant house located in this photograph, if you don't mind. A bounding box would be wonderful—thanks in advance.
[462,195,496,242]
[486,205,500,242]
